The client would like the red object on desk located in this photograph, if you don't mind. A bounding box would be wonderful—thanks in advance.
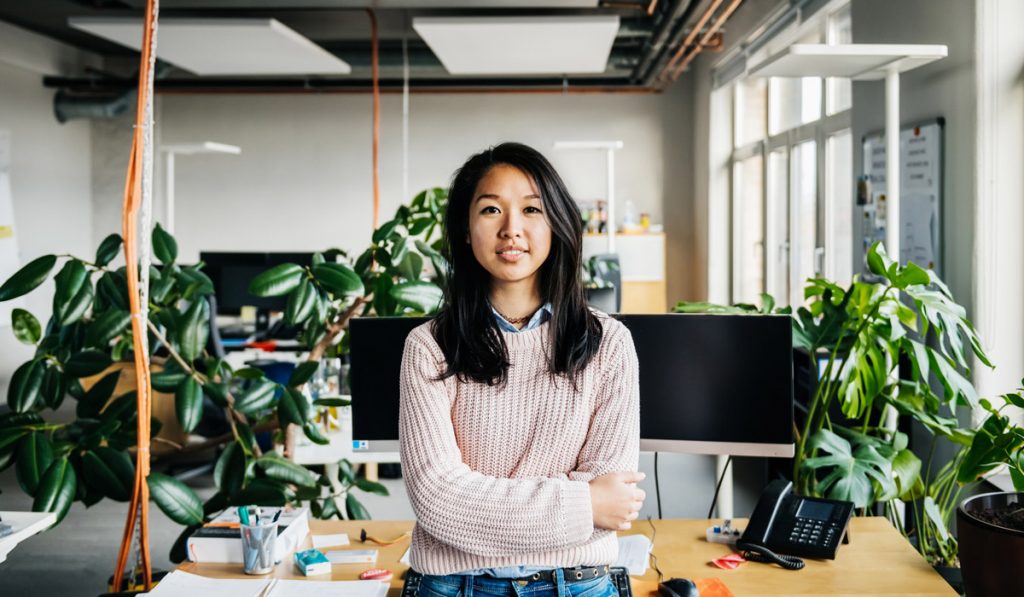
[247,341,278,352]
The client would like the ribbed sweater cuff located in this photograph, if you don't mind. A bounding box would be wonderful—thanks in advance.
[560,480,594,544]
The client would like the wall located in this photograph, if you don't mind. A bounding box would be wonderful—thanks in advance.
[0,24,96,394]
[90,85,698,306]
[851,0,977,318]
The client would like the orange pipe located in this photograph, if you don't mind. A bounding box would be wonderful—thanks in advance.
[660,0,725,80]
[112,0,157,591]
[368,8,381,230]
[665,0,743,83]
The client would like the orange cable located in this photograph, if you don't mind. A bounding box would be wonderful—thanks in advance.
[368,8,381,230]
[112,0,157,591]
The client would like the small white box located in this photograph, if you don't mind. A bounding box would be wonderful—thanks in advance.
[325,549,378,565]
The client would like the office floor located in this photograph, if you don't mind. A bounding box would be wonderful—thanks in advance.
[0,467,413,597]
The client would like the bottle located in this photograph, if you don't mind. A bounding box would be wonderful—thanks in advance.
[639,212,650,232]
[622,200,639,232]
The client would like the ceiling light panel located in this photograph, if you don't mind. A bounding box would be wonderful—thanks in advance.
[68,17,351,75]
[413,16,619,75]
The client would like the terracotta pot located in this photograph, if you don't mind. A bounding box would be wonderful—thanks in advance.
[957,491,1024,597]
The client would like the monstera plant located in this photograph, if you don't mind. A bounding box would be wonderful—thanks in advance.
[0,187,448,562]
[674,242,1002,566]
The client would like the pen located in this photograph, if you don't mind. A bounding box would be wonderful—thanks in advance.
[238,506,251,526]
[255,506,262,525]
[271,510,282,524]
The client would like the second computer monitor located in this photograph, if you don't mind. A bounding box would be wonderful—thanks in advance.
[349,313,795,457]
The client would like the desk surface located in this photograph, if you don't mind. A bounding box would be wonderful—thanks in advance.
[181,518,956,597]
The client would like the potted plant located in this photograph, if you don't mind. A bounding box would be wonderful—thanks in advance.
[673,242,991,575]
[0,187,448,563]
[954,386,1024,596]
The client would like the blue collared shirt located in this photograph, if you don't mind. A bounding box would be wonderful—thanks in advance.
[455,303,554,578]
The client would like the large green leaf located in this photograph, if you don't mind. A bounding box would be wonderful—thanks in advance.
[285,278,317,325]
[85,309,131,348]
[303,421,330,445]
[95,234,123,267]
[415,240,448,286]
[390,281,443,313]
[923,496,950,542]
[397,251,423,282]
[257,453,318,488]
[40,366,67,410]
[345,493,370,520]
[214,442,247,497]
[53,260,93,326]
[82,447,134,501]
[249,263,304,297]
[175,376,204,434]
[312,263,364,297]
[231,478,288,507]
[16,432,54,496]
[278,387,311,427]
[32,457,77,524]
[97,271,130,311]
[233,380,276,415]
[355,478,389,496]
[801,429,895,508]
[151,368,187,393]
[0,255,57,302]
[8,358,45,412]
[148,472,203,526]
[76,369,120,418]
[373,275,396,316]
[288,361,319,387]
[177,299,209,362]
[64,349,113,378]
[152,223,178,265]
[12,308,41,345]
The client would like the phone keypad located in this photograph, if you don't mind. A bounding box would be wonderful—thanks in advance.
[788,517,837,546]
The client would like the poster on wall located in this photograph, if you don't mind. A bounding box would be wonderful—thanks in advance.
[860,118,944,276]
[0,130,23,326]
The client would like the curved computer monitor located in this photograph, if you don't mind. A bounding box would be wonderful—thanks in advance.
[616,314,794,458]
[349,313,795,458]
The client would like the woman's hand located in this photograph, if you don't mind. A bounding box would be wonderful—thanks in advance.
[589,471,646,530]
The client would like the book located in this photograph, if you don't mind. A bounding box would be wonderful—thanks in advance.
[186,506,310,564]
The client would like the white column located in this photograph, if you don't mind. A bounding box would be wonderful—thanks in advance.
[884,68,900,262]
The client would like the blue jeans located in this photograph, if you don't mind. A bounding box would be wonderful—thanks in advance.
[419,570,618,597]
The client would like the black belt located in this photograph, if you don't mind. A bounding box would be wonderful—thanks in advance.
[490,565,610,584]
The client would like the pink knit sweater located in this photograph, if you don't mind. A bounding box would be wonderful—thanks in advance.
[399,313,640,575]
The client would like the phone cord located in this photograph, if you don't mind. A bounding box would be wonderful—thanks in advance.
[736,542,806,571]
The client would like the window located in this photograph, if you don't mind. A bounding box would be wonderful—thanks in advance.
[717,0,853,308]
[732,155,764,304]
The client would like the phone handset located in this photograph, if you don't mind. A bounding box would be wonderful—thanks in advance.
[736,479,806,571]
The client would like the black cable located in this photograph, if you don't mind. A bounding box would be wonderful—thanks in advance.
[707,456,733,519]
[654,452,662,519]
[736,542,806,570]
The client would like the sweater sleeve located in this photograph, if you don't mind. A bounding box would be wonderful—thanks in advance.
[568,322,641,484]
[399,327,595,557]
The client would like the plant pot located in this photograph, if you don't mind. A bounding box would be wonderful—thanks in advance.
[931,565,963,594]
[957,491,1024,597]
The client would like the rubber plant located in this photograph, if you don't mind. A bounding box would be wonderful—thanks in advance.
[674,242,995,565]
[0,187,447,563]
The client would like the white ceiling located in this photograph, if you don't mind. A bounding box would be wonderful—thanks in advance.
[68,17,352,76]
[413,15,620,75]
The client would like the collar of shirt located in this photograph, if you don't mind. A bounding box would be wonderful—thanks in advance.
[491,302,553,333]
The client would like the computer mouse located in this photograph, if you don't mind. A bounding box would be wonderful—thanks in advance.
[658,578,699,597]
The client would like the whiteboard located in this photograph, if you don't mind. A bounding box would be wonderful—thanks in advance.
[860,118,944,274]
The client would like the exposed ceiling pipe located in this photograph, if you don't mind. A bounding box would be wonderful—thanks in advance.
[659,0,742,87]
[629,0,695,84]
[658,0,723,80]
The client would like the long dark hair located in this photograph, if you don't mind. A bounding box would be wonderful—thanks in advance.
[432,142,603,386]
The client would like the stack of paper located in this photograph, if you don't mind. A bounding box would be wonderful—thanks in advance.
[145,571,390,597]
[615,535,653,575]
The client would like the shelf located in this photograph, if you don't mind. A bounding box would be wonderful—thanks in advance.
[749,43,948,80]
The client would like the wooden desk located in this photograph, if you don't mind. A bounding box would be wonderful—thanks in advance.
[181,518,956,597]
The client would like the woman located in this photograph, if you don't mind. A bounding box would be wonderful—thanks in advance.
[399,142,644,597]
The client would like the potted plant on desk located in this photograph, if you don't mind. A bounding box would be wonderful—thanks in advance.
[673,243,992,580]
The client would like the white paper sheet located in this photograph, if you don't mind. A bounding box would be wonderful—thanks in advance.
[399,547,410,565]
[269,579,389,597]
[312,533,351,549]
[143,570,269,597]
[615,535,652,576]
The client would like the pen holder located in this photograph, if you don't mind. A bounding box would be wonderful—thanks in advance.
[240,520,279,575]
